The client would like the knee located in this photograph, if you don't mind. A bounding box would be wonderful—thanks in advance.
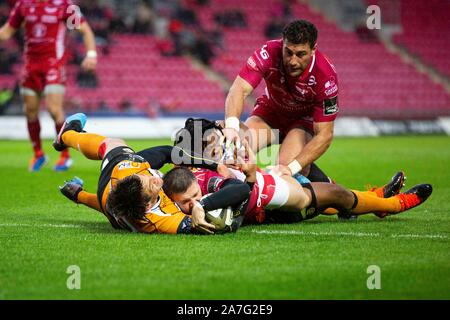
[332,184,354,203]
[104,138,126,147]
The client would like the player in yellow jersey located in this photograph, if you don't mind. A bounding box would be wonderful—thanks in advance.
[53,113,220,235]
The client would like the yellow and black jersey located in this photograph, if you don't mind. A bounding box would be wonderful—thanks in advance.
[96,147,192,234]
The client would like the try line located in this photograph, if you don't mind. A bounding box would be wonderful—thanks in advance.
[0,223,447,240]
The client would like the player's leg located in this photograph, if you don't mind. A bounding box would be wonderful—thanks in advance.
[44,86,72,171]
[322,171,405,216]
[244,115,276,152]
[264,173,311,213]
[53,113,127,160]
[22,88,48,171]
[244,96,282,152]
[311,182,432,216]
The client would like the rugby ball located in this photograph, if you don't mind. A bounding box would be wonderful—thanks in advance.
[201,194,234,233]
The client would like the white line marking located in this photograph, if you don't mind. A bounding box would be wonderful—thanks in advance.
[0,223,89,229]
[249,229,448,240]
[0,223,448,240]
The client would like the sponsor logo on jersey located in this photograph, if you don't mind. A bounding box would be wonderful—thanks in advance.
[26,15,38,22]
[247,56,257,70]
[324,76,338,96]
[32,23,47,38]
[207,176,224,193]
[308,75,316,86]
[46,68,58,81]
[117,161,133,170]
[323,95,338,115]
[41,14,58,23]
[45,7,58,14]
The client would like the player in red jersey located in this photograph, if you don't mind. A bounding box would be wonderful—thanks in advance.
[0,0,97,171]
[223,20,338,183]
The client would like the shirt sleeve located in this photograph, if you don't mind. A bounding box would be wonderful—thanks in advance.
[312,74,339,123]
[7,1,23,29]
[145,211,190,234]
[238,43,273,89]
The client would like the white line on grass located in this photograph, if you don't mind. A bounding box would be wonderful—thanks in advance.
[250,230,448,240]
[0,223,447,240]
[0,223,87,229]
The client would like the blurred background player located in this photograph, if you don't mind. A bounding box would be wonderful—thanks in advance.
[0,0,97,171]
[223,19,338,182]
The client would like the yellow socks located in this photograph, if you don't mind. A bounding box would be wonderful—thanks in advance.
[62,130,106,160]
[351,190,401,214]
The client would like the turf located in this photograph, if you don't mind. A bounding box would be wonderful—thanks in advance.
[0,136,449,300]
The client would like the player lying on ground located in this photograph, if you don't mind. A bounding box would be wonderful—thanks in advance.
[53,113,249,235]
[60,119,432,228]
[165,118,432,224]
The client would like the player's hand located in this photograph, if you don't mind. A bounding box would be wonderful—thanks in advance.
[191,202,216,235]
[217,163,236,179]
[266,164,292,178]
[227,140,257,182]
[222,127,241,155]
[81,56,97,71]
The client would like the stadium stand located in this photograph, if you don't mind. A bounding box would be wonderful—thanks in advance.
[190,0,450,118]
[393,0,450,78]
[0,0,448,118]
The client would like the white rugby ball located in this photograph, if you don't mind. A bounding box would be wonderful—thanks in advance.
[201,194,234,232]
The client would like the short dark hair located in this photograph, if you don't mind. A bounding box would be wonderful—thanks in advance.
[282,20,318,48]
[107,175,151,220]
[174,118,223,156]
[163,167,196,198]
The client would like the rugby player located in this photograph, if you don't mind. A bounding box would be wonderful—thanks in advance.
[61,118,432,227]
[223,20,339,182]
[52,113,250,235]
[167,118,432,224]
[0,0,97,171]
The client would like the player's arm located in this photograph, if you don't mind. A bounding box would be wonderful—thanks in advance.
[0,23,17,41]
[137,145,220,172]
[77,21,97,71]
[267,121,334,177]
[224,76,254,133]
[288,121,334,175]
[200,179,251,212]
[143,208,216,235]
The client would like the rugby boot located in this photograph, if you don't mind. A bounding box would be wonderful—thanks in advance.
[53,113,87,151]
[393,184,433,214]
[372,171,406,218]
[59,177,84,203]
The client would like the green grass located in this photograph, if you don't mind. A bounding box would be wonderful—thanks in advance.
[0,136,449,300]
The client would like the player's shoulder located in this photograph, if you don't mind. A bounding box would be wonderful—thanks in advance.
[313,50,338,78]
[250,39,282,69]
[265,39,283,50]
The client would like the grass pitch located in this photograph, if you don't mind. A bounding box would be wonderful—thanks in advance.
[0,136,449,300]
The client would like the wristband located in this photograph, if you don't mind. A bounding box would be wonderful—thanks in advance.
[287,160,302,175]
[86,50,97,58]
[225,116,240,132]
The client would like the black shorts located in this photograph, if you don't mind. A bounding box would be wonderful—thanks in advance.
[97,146,145,210]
